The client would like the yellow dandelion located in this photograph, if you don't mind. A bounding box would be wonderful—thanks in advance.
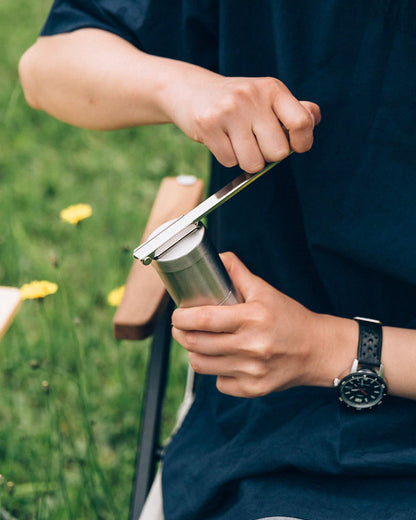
[60,203,92,225]
[20,281,58,300]
[107,285,125,307]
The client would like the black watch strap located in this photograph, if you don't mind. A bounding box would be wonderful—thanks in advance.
[354,317,383,367]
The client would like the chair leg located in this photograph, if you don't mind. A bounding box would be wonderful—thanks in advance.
[129,299,174,520]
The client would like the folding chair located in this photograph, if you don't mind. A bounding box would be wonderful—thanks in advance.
[113,176,205,520]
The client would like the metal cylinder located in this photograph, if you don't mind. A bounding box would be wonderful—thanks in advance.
[150,221,240,308]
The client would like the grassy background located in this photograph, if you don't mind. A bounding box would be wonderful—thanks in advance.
[0,1,209,518]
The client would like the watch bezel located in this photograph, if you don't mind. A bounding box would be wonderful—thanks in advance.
[337,368,388,410]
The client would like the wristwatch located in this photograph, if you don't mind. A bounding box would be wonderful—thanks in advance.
[334,317,388,410]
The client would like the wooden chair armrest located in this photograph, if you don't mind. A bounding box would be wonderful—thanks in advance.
[0,287,21,341]
[113,176,205,340]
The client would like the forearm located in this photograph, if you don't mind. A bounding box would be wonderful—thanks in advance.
[18,28,213,130]
[19,28,320,173]
[371,324,416,400]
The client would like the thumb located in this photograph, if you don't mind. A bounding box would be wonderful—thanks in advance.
[300,101,321,127]
[220,252,261,302]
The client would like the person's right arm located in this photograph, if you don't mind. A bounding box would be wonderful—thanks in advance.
[19,28,320,173]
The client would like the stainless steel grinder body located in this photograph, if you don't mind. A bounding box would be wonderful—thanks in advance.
[135,163,291,306]
[150,220,239,308]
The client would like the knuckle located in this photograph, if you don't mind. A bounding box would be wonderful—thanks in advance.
[229,80,257,100]
[246,359,268,379]
[303,136,314,152]
[221,156,239,168]
[184,330,198,348]
[242,379,270,398]
[292,111,314,132]
[272,141,291,161]
[217,95,239,117]
[216,377,241,397]
[262,76,282,91]
[216,377,228,394]
[255,342,273,362]
[247,304,268,327]
[291,134,314,154]
[193,105,227,134]
[188,352,201,372]
[197,307,214,330]
[194,95,241,132]
[193,110,216,134]
[243,159,266,174]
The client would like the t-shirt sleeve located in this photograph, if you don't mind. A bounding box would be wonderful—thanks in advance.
[40,0,219,70]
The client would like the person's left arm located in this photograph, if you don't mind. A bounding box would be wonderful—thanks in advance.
[172,252,416,401]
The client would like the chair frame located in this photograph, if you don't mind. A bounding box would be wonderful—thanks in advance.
[113,176,204,520]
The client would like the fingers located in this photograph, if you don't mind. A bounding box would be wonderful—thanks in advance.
[252,115,291,163]
[172,304,242,333]
[201,129,239,169]
[227,126,267,174]
[193,77,320,173]
[271,88,319,154]
[172,327,235,355]
[216,375,266,398]
[173,325,282,398]
[227,113,292,173]
[220,252,265,302]
[300,101,321,126]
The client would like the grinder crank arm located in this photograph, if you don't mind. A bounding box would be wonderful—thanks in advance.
[134,153,292,265]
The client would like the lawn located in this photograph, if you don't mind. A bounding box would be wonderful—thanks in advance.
[0,1,209,518]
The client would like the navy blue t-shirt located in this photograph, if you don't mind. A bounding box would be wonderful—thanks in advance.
[41,2,416,519]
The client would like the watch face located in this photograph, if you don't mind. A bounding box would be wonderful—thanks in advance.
[338,369,387,410]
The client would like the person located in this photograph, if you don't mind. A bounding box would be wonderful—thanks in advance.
[19,1,416,519]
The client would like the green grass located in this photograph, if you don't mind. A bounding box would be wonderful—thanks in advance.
[0,1,209,518]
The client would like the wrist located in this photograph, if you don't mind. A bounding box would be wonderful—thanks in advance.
[335,318,388,410]
[156,59,222,129]
[306,313,358,388]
